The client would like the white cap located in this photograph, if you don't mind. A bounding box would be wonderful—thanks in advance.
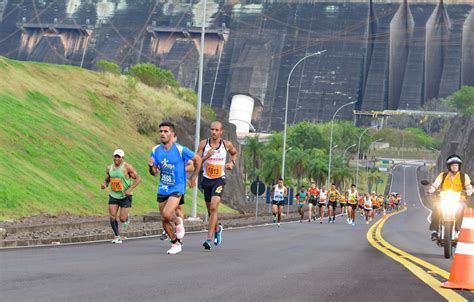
[113,149,125,157]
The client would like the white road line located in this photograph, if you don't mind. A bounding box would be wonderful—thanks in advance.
[413,165,433,223]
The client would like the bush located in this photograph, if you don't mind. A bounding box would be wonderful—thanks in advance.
[135,112,158,135]
[95,60,120,75]
[449,86,474,114]
[126,63,179,88]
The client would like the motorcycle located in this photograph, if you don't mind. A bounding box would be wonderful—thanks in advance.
[421,180,465,259]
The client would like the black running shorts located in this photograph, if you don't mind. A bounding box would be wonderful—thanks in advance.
[201,177,226,202]
[157,192,183,203]
[109,195,132,208]
[328,201,337,209]
[272,200,284,206]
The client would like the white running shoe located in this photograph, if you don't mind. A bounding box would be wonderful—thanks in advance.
[176,217,185,239]
[167,242,182,254]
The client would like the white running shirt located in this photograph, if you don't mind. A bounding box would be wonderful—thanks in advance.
[203,139,227,179]
[273,186,285,201]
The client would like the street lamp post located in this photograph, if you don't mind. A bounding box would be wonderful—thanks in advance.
[327,101,357,188]
[282,50,327,181]
[356,126,377,189]
[343,144,357,164]
[190,0,207,219]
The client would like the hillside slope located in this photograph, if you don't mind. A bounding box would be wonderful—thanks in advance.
[0,57,236,220]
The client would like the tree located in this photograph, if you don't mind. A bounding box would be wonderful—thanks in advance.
[308,149,328,188]
[367,170,382,193]
[259,149,283,185]
[331,157,353,190]
[287,148,310,188]
[243,135,263,181]
[449,86,474,114]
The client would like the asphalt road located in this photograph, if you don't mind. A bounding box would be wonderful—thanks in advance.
[382,165,452,271]
[0,165,455,302]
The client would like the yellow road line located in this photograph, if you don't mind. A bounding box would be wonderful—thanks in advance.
[367,209,467,302]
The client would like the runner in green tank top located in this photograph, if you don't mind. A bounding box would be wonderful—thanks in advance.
[101,149,141,244]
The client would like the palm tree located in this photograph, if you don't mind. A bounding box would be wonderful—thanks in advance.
[259,149,283,185]
[243,135,263,182]
[287,148,310,188]
[367,170,382,193]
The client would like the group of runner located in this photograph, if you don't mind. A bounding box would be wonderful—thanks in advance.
[101,120,237,255]
[271,180,402,226]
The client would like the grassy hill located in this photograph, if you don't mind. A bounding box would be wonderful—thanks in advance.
[0,57,237,220]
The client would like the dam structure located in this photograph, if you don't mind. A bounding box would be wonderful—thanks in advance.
[0,0,472,132]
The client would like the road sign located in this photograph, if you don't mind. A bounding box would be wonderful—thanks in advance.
[251,180,266,196]
[379,167,388,172]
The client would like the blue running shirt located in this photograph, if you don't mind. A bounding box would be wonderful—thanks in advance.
[150,143,195,195]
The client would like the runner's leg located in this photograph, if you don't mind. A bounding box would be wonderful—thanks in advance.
[207,196,221,241]
[109,204,120,237]
[159,197,180,241]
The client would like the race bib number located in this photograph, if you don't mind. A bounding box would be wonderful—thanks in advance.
[320,197,327,203]
[274,193,284,201]
[161,170,175,186]
[110,178,123,192]
[206,163,222,179]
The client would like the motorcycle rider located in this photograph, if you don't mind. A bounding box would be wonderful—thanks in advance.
[428,154,473,241]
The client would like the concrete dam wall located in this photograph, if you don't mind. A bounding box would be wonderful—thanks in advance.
[0,0,472,132]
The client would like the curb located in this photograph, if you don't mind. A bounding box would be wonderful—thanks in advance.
[0,213,302,248]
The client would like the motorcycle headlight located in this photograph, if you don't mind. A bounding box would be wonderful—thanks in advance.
[440,191,461,215]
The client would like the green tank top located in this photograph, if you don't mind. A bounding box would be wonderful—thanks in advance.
[109,163,132,199]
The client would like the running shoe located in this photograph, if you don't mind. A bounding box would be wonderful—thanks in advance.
[203,239,212,250]
[214,224,223,246]
[167,242,182,254]
[277,223,281,228]
[112,236,122,244]
[328,217,332,224]
[273,215,277,223]
[160,231,168,241]
[176,217,185,240]
[122,215,130,231]
[332,217,336,223]
[352,221,355,226]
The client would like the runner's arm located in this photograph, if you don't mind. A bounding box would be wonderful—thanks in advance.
[148,156,159,176]
[185,160,194,172]
[188,154,202,188]
[101,166,110,189]
[225,140,238,170]
[198,140,212,162]
[125,163,141,195]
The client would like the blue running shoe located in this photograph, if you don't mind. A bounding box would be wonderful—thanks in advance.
[352,221,356,226]
[214,224,223,246]
[203,239,212,250]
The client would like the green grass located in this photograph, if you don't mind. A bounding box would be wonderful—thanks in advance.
[0,57,236,220]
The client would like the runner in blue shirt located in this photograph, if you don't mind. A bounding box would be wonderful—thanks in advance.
[148,121,201,255]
